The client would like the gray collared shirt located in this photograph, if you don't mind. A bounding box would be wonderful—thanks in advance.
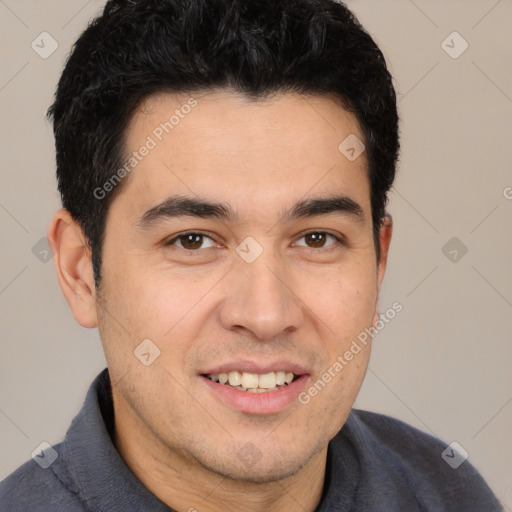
[0,369,502,511]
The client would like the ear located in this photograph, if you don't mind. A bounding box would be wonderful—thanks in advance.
[376,213,393,291]
[373,214,393,325]
[47,209,98,328]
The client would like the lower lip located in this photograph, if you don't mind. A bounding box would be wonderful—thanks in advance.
[200,375,309,414]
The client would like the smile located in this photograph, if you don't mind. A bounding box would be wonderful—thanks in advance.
[204,371,299,393]
[200,364,309,414]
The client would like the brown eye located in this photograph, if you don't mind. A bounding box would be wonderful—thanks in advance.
[168,233,216,251]
[180,234,203,250]
[295,231,341,249]
[304,232,328,248]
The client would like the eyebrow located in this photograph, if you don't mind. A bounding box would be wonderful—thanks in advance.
[284,195,365,223]
[137,196,234,227]
[136,194,365,228]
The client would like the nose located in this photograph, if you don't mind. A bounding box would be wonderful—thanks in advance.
[218,254,304,342]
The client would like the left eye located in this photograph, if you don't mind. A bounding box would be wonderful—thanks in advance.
[167,233,217,251]
[294,232,340,249]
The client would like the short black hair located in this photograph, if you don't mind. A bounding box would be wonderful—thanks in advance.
[48,0,399,285]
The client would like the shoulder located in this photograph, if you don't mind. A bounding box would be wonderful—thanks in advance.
[348,408,455,457]
[338,409,503,511]
[0,443,85,512]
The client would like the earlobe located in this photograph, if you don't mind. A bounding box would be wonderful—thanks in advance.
[48,209,98,328]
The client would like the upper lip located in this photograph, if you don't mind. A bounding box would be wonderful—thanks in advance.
[200,359,310,376]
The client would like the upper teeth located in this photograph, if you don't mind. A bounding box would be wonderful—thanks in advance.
[208,371,295,390]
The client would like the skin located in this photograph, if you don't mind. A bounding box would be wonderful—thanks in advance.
[49,89,392,512]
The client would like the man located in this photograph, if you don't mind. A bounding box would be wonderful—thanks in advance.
[0,0,501,510]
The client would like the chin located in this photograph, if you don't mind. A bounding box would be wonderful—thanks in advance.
[218,457,310,484]
[192,439,324,484]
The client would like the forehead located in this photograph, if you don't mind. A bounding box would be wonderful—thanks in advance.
[115,89,370,220]
[132,89,363,153]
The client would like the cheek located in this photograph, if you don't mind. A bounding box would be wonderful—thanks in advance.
[100,263,227,376]
[300,262,378,338]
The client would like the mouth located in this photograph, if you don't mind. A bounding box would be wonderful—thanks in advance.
[199,363,309,414]
[202,371,300,393]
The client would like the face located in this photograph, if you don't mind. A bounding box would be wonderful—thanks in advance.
[93,90,390,482]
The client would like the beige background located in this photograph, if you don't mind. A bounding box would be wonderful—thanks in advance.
[1,0,511,508]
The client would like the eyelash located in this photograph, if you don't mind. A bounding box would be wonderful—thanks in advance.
[166,230,345,251]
